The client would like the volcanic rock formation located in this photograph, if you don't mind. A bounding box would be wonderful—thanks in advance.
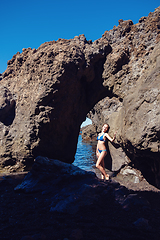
[86,8,160,187]
[0,35,112,171]
[0,7,160,187]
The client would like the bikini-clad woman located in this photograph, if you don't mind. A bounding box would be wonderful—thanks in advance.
[96,124,116,180]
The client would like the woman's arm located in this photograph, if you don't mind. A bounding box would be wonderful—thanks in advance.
[96,143,99,157]
[96,144,98,152]
[105,132,117,142]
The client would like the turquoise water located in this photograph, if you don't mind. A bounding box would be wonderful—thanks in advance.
[73,134,97,173]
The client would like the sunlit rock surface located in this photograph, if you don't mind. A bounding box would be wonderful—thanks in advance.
[0,7,160,187]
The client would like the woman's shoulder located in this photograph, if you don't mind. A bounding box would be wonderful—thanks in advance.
[104,132,109,139]
[104,132,109,136]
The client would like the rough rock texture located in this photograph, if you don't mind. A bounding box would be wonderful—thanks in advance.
[81,124,97,141]
[0,36,112,171]
[13,157,153,216]
[86,7,160,187]
[0,7,160,188]
[1,156,160,239]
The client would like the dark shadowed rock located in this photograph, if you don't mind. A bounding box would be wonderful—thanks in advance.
[0,86,15,125]
[14,156,119,214]
[2,156,160,239]
[14,156,150,215]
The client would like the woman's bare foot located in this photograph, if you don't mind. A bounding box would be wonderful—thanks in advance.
[105,174,110,180]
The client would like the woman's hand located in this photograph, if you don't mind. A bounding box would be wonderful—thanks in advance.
[113,131,117,141]
[114,131,117,137]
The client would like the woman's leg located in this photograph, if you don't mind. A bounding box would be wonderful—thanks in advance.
[96,151,109,180]
[100,158,105,179]
[100,157,105,168]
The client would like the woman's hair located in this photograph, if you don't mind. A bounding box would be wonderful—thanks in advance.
[103,123,110,131]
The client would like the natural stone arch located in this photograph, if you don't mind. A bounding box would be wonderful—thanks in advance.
[0,7,160,189]
[0,35,115,171]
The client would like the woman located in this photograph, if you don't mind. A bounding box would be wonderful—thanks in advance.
[96,124,116,180]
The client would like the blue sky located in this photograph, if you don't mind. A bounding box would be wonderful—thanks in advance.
[0,0,159,74]
[81,117,92,127]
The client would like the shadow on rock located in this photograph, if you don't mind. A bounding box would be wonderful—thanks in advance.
[15,156,121,214]
[1,156,160,239]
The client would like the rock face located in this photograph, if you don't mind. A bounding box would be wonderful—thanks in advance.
[0,7,160,187]
[81,124,97,141]
[0,36,112,171]
[87,8,160,187]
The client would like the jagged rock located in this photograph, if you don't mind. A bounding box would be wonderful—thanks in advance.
[0,35,112,171]
[14,156,124,214]
[81,124,97,141]
[2,156,160,239]
[14,156,153,217]
[0,7,160,188]
[87,7,160,187]
[88,39,160,186]
[14,156,96,194]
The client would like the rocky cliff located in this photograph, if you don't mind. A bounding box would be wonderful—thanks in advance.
[0,36,112,171]
[0,7,160,187]
[86,7,160,187]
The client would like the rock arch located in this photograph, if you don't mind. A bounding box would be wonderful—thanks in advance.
[0,7,160,187]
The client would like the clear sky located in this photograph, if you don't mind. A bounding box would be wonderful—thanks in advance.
[81,117,92,127]
[0,0,159,74]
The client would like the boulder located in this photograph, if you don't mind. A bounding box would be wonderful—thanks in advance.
[14,156,134,215]
[81,124,97,141]
[14,156,116,214]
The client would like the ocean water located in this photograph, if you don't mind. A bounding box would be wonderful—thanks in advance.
[73,134,98,174]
